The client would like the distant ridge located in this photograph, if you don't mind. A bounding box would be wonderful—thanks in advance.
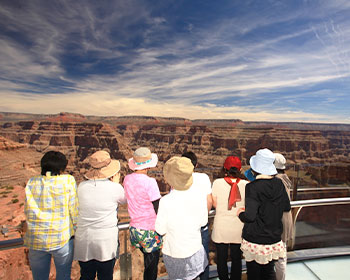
[1,111,350,131]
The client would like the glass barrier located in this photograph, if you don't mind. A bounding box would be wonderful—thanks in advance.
[1,196,350,279]
[290,198,350,251]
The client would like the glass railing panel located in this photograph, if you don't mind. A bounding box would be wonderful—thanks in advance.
[2,198,350,279]
[292,201,350,250]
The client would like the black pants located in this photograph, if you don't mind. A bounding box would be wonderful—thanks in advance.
[215,243,242,280]
[246,260,276,280]
[79,258,116,280]
[142,249,160,280]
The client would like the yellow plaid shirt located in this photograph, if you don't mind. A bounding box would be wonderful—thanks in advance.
[24,172,78,251]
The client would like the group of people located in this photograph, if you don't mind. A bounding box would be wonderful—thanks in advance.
[23,146,293,280]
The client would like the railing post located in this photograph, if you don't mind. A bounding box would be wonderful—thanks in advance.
[120,230,132,280]
[292,165,299,201]
[289,206,302,250]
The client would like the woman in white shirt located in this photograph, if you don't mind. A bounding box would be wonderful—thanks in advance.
[155,156,208,280]
[74,150,126,280]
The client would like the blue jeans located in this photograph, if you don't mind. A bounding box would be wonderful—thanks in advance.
[199,224,210,280]
[28,239,74,280]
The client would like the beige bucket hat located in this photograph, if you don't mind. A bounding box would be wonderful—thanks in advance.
[274,153,287,170]
[163,156,194,191]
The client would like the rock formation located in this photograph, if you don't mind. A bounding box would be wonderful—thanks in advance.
[1,112,349,190]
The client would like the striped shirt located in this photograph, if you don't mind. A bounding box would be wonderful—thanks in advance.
[24,172,78,251]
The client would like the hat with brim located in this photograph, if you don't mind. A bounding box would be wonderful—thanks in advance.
[274,153,286,170]
[250,148,277,176]
[85,150,120,180]
[163,156,193,191]
[128,147,158,171]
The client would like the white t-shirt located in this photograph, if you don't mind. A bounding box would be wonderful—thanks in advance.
[211,178,247,244]
[74,179,126,261]
[192,172,212,195]
[155,176,209,258]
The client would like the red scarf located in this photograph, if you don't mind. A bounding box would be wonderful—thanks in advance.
[224,177,241,210]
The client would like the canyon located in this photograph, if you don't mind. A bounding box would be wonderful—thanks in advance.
[1,111,349,190]
[0,111,349,279]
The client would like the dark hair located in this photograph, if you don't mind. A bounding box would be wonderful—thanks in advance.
[251,169,260,177]
[224,166,247,180]
[182,151,197,167]
[41,151,68,176]
[224,166,240,177]
[276,168,285,174]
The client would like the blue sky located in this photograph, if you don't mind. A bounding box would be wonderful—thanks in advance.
[1,0,350,123]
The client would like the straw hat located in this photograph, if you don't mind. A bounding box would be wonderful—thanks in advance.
[249,148,277,176]
[85,150,120,180]
[163,156,193,191]
[128,147,158,171]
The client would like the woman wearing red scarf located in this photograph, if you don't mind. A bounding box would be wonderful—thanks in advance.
[211,156,249,280]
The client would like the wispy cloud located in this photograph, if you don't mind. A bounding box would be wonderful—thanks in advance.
[0,0,350,122]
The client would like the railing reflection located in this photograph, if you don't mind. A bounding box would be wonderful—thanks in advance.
[1,195,350,279]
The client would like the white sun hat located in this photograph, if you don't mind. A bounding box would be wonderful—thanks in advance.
[249,148,277,176]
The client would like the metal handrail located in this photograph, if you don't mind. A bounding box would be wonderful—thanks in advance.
[0,197,350,250]
[294,186,350,192]
[291,197,350,207]
[0,222,131,251]
[1,197,350,248]
[2,196,349,251]
[0,238,24,250]
[1,196,350,279]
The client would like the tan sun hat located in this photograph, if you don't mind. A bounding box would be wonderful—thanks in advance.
[274,153,286,170]
[163,156,194,191]
[85,150,120,180]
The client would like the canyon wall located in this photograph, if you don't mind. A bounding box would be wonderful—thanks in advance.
[0,112,349,279]
[1,112,350,191]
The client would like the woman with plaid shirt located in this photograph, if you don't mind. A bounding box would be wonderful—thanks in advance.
[24,151,78,280]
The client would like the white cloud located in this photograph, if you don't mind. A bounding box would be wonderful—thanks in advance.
[0,91,346,123]
[1,0,350,122]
